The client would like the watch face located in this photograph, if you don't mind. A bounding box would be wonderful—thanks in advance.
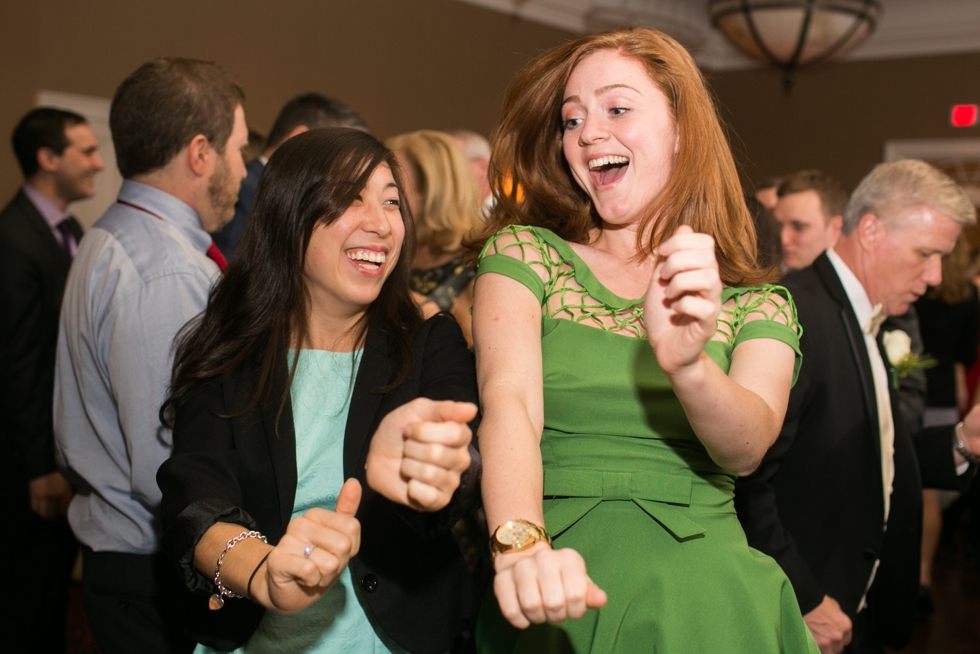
[498,520,533,546]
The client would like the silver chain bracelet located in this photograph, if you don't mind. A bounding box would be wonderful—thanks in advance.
[209,530,268,610]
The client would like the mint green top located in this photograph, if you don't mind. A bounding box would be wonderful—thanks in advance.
[473,226,817,653]
[196,349,406,654]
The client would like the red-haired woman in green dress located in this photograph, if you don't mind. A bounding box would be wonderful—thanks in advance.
[472,28,819,653]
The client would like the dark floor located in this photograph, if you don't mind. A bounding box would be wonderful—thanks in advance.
[890,536,980,654]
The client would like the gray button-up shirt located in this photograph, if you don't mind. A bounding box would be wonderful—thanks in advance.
[54,179,219,554]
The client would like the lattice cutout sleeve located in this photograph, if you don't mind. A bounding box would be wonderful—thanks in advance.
[716,285,801,344]
[717,285,803,384]
[475,226,557,304]
[477,225,647,338]
[478,227,801,348]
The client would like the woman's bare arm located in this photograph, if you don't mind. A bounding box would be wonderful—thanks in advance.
[668,336,795,476]
[474,271,606,627]
[473,272,545,532]
[646,226,796,475]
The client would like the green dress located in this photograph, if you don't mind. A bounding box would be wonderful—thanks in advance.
[474,226,819,653]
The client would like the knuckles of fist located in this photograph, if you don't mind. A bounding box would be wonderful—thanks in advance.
[260,398,474,612]
[495,548,601,627]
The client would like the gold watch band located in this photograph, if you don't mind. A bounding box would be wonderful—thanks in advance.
[490,519,552,560]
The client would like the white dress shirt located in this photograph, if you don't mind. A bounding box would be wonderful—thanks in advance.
[827,248,897,610]
[827,248,895,521]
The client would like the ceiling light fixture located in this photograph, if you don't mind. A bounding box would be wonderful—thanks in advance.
[708,0,882,91]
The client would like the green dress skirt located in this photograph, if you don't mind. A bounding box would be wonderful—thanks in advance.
[474,226,819,653]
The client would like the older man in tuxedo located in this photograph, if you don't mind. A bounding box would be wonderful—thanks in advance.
[0,107,105,651]
[736,160,980,654]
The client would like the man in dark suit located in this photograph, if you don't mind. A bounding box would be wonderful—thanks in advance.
[210,92,368,259]
[736,160,980,654]
[0,107,105,651]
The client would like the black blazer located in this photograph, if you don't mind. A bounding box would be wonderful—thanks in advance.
[0,190,82,488]
[158,315,482,653]
[735,253,969,650]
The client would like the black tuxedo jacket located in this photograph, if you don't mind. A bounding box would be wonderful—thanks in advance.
[0,190,82,488]
[158,315,482,653]
[735,252,968,649]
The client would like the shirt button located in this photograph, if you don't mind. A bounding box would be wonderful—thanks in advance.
[360,573,378,593]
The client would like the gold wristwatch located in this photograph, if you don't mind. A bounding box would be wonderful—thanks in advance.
[490,519,552,560]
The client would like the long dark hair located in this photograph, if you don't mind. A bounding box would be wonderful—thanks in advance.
[162,127,421,429]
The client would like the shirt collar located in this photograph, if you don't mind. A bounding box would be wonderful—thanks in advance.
[117,179,213,254]
[22,183,69,229]
[827,247,885,336]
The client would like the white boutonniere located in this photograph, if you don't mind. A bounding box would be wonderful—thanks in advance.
[882,330,937,387]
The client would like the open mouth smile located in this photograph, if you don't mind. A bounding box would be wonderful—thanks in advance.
[588,155,630,187]
[346,248,387,272]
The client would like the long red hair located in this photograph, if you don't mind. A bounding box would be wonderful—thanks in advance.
[474,27,771,286]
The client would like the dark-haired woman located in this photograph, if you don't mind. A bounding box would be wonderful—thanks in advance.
[157,128,482,653]
[471,29,818,652]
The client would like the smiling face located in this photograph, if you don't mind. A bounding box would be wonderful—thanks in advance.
[51,122,105,204]
[303,163,405,319]
[561,49,677,231]
[862,205,963,316]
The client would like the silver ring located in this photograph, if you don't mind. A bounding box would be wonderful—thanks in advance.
[303,544,316,559]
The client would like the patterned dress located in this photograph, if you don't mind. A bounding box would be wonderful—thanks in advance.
[411,255,476,311]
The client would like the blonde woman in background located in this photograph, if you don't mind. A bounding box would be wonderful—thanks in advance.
[388,130,483,345]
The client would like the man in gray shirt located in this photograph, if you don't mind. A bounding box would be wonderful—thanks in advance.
[54,58,248,654]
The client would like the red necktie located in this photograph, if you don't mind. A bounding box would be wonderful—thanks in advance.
[206,242,228,272]
[117,199,227,273]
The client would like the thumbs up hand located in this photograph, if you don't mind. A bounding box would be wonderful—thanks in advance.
[366,398,477,512]
[258,478,363,615]
[643,225,722,376]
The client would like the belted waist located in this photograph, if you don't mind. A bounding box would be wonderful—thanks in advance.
[544,469,692,504]
[541,468,733,542]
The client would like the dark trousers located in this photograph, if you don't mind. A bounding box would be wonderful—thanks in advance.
[0,484,78,653]
[845,608,884,654]
[81,546,195,654]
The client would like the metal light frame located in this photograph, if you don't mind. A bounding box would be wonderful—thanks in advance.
[708,0,881,90]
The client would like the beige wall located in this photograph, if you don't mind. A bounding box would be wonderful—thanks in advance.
[5,2,977,206]
[707,51,980,193]
[0,0,574,202]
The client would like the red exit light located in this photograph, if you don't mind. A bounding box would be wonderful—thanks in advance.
[951,105,978,127]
